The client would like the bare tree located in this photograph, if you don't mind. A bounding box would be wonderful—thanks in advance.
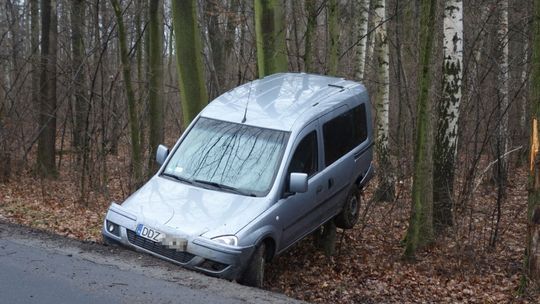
[37,0,58,177]
[111,0,143,188]
[171,0,208,127]
[433,0,463,231]
[404,0,437,259]
[148,0,164,174]
[373,0,394,202]
[254,0,288,77]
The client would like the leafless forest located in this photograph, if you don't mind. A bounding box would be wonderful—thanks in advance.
[0,0,540,302]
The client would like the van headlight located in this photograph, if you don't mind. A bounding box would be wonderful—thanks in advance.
[211,235,238,246]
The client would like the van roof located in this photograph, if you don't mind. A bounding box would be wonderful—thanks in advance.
[201,73,367,132]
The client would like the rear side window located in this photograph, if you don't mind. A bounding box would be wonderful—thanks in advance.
[323,104,368,166]
[288,131,318,178]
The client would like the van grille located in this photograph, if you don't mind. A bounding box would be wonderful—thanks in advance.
[126,229,195,264]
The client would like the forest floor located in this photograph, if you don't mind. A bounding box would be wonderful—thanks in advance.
[0,153,538,303]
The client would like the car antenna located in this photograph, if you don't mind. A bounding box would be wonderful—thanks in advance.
[241,80,254,123]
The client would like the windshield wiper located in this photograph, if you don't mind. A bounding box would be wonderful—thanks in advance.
[193,179,256,197]
[161,172,193,185]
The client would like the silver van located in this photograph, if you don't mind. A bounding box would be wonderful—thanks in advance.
[102,73,374,287]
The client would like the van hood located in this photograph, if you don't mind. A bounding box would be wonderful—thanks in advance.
[121,176,269,238]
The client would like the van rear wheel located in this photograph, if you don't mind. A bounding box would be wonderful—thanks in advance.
[240,243,266,288]
[335,187,360,229]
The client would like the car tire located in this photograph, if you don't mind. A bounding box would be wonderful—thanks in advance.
[335,187,360,229]
[240,243,266,288]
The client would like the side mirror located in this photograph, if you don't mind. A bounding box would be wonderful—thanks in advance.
[156,144,169,166]
[289,173,308,193]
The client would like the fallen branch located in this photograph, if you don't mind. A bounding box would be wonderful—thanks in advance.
[473,145,523,192]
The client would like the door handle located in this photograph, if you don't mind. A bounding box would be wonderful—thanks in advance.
[328,178,334,189]
[316,185,323,193]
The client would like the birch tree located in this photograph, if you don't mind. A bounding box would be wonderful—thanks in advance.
[254,0,288,77]
[404,0,436,259]
[171,0,208,128]
[524,0,540,291]
[373,0,394,201]
[355,0,370,80]
[433,0,463,231]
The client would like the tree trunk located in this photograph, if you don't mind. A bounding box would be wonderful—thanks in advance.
[254,0,288,77]
[373,0,394,202]
[433,0,463,232]
[30,0,39,113]
[171,0,209,129]
[207,0,225,93]
[327,0,338,75]
[148,0,164,174]
[71,0,88,152]
[37,0,57,177]
[111,0,143,188]
[525,0,540,291]
[493,0,509,187]
[313,220,336,256]
[355,0,370,81]
[404,0,436,260]
[304,0,318,73]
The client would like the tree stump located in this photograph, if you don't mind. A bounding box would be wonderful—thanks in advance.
[313,221,336,256]
[529,206,540,289]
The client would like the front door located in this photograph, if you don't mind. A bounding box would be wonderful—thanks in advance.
[278,121,325,250]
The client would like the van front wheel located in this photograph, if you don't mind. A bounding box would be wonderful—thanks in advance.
[240,243,266,288]
[335,188,360,229]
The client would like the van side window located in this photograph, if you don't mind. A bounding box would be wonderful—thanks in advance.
[323,104,368,166]
[288,131,318,178]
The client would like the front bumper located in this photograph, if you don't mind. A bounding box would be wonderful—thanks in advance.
[102,203,254,281]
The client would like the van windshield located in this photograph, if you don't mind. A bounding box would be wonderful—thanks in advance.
[162,117,289,197]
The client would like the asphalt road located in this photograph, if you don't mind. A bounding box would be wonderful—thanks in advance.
[0,220,303,304]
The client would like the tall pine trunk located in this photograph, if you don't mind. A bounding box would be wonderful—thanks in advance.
[171,0,208,128]
[373,0,394,202]
[111,0,143,188]
[254,0,288,77]
[148,0,164,174]
[37,0,57,177]
[404,0,437,259]
[433,0,463,232]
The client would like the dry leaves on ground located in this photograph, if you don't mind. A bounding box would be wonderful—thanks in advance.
[0,158,538,303]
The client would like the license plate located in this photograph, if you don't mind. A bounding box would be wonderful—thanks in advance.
[136,224,165,242]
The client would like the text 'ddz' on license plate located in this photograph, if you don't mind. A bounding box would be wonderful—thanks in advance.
[136,224,165,242]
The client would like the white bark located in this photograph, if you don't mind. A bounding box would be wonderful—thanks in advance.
[520,40,529,133]
[373,0,393,201]
[355,0,370,80]
[433,0,464,227]
[442,0,463,154]
[374,0,389,152]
